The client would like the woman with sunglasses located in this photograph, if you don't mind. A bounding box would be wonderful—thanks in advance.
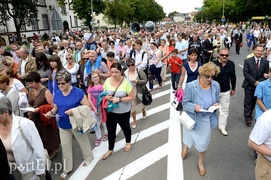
[44,71,94,179]
[124,58,148,129]
[182,62,220,176]
[48,55,64,96]
[64,53,79,87]
[77,50,90,93]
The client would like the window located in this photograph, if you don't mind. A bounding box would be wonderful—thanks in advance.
[74,16,78,27]
[42,14,49,29]
[51,11,63,30]
[61,6,67,15]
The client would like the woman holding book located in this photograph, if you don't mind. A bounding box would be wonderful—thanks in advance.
[182,62,220,176]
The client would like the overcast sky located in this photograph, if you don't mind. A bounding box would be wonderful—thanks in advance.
[155,0,203,15]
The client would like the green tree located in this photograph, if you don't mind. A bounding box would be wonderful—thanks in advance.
[57,0,105,30]
[0,0,38,43]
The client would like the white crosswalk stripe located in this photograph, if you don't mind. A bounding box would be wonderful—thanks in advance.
[70,76,184,180]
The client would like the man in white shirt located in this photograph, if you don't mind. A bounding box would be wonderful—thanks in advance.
[175,33,188,64]
[132,40,148,71]
[248,109,271,179]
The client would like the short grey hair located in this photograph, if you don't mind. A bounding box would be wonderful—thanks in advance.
[20,45,30,54]
[55,70,71,83]
[0,96,12,115]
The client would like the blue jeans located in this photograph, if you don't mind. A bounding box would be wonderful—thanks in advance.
[149,64,162,90]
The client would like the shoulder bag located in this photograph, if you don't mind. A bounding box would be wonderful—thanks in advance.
[18,118,52,180]
[179,82,196,130]
[137,69,152,106]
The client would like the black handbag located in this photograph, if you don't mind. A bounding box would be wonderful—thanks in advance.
[137,69,152,106]
[142,87,152,105]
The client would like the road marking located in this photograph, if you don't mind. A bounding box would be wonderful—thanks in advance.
[69,120,170,180]
[167,90,183,180]
[69,86,172,180]
[103,144,169,180]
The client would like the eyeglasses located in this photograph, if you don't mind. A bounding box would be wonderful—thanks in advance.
[219,54,229,57]
[57,82,67,86]
[204,74,215,79]
[127,64,135,67]
[66,58,72,60]
[82,58,88,61]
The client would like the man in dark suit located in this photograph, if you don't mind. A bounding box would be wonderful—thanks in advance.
[234,29,243,54]
[242,45,269,126]
[202,33,213,64]
[77,53,90,93]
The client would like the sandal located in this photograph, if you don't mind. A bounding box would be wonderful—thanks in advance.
[95,138,102,146]
[60,172,68,180]
[83,159,92,167]
[102,134,108,141]
[124,143,132,152]
[102,150,114,160]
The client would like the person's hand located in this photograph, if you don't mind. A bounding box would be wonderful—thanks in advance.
[230,90,235,96]
[254,81,259,86]
[194,104,201,112]
[28,112,33,119]
[65,110,72,116]
[111,97,120,104]
[33,107,39,113]
[263,73,269,78]
[40,78,47,82]
[44,111,52,119]
[94,110,99,116]
[106,94,112,101]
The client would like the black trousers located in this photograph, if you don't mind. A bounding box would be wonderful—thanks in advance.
[244,86,256,121]
[106,111,131,150]
[236,42,241,54]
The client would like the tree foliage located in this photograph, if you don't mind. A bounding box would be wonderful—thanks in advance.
[0,0,38,43]
[194,0,271,23]
[57,0,105,30]
[103,0,165,28]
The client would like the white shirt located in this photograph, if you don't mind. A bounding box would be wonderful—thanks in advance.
[249,109,271,161]
[132,49,147,70]
[20,57,28,75]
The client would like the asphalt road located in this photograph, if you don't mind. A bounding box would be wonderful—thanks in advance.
[48,43,257,180]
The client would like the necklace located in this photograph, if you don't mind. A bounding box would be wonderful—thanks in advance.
[199,79,210,88]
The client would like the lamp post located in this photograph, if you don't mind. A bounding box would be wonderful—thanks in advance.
[90,0,93,31]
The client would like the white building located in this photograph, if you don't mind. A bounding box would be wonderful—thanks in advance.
[0,0,83,45]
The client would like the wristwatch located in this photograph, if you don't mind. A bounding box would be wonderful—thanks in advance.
[119,97,122,102]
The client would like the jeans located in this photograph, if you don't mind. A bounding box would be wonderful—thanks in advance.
[149,64,162,90]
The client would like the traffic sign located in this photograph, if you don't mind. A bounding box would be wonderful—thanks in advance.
[221,18,225,22]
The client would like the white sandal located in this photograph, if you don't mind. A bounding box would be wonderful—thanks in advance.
[60,172,68,180]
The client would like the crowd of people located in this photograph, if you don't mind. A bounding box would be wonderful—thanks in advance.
[0,22,271,179]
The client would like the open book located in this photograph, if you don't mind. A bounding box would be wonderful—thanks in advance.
[199,106,221,113]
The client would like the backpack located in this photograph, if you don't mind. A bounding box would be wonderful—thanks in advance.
[133,51,148,75]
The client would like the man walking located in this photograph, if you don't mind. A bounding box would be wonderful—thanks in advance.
[213,48,236,136]
[242,45,269,126]
[234,29,242,54]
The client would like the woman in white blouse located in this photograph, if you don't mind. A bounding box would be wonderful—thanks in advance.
[64,53,79,87]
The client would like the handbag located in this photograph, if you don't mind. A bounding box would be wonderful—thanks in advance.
[171,97,183,111]
[137,69,152,106]
[142,87,152,105]
[179,111,195,130]
[18,118,52,180]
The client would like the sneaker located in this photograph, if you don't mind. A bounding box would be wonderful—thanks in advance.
[95,138,102,146]
[102,134,108,141]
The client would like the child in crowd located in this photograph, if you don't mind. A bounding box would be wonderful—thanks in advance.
[87,72,108,146]
[168,49,183,92]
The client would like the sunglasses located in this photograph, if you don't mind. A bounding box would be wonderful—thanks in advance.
[204,74,215,79]
[82,58,88,61]
[66,58,72,60]
[220,54,229,57]
[127,64,135,67]
[57,82,67,86]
